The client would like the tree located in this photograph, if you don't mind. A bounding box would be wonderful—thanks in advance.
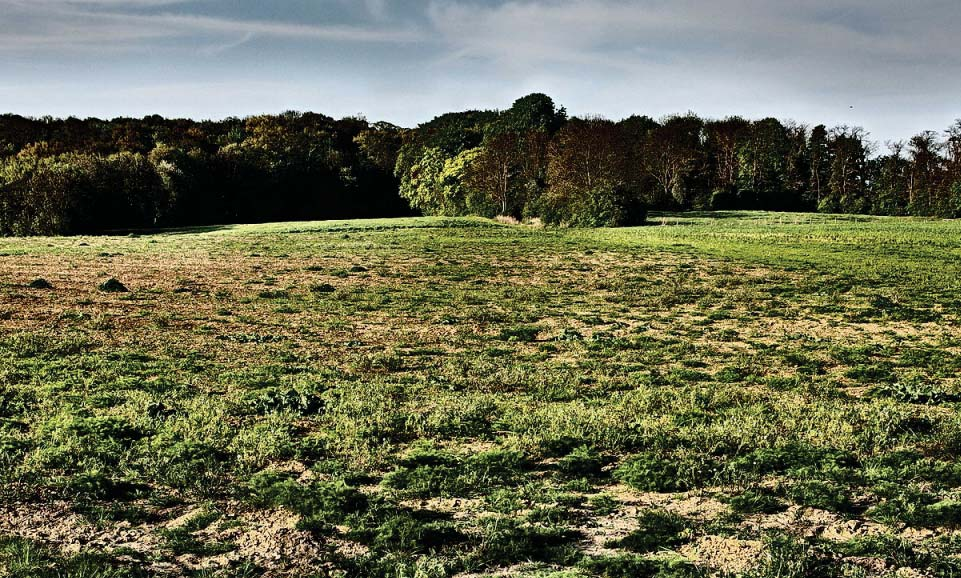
[543,118,644,226]
[907,131,943,215]
[944,121,961,216]
[807,125,830,209]
[870,142,910,216]
[783,122,811,210]
[644,115,703,208]
[467,132,519,216]
[704,117,748,208]
[822,126,871,214]
[736,118,791,209]
[355,122,404,174]
[397,147,449,215]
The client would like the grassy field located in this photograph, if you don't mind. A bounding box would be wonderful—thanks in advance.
[1,212,960,577]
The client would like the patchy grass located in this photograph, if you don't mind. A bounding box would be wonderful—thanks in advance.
[0,212,960,576]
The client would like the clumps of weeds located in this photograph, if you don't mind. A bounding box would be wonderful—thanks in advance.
[473,515,582,567]
[245,470,368,533]
[555,445,608,481]
[867,376,960,405]
[338,555,449,578]
[753,532,823,578]
[587,494,621,516]
[417,395,498,439]
[765,375,805,392]
[715,365,751,383]
[27,277,53,289]
[354,351,404,372]
[867,483,961,528]
[609,509,692,553]
[844,362,896,383]
[786,479,853,513]
[4,331,94,358]
[382,448,464,497]
[538,435,592,458]
[781,350,826,375]
[246,470,465,553]
[666,367,711,384]
[864,451,961,489]
[98,277,129,293]
[0,385,38,418]
[0,536,149,578]
[834,534,936,572]
[310,283,336,294]
[159,509,234,556]
[73,502,155,525]
[61,468,145,501]
[137,438,231,498]
[216,333,284,344]
[243,386,325,416]
[578,554,700,578]
[615,452,718,493]
[554,328,584,342]
[723,443,858,486]
[830,344,883,366]
[66,415,146,443]
[713,327,742,342]
[498,325,540,342]
[358,511,465,554]
[898,347,961,376]
[382,446,526,498]
[257,289,289,299]
[38,415,148,495]
[854,294,939,323]
[349,265,368,273]
[726,488,787,515]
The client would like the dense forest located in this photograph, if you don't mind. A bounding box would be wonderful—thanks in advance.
[1,93,959,235]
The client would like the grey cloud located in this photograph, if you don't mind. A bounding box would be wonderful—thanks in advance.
[0,0,957,142]
[0,0,425,52]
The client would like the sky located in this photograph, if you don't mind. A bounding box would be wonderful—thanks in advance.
[1,0,959,145]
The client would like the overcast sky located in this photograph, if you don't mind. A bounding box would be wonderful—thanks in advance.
[1,0,959,143]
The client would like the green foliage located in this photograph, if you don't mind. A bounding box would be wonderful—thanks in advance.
[0,536,148,578]
[786,479,852,512]
[612,509,691,553]
[382,446,526,498]
[475,515,582,566]
[867,377,960,405]
[752,533,820,578]
[727,489,786,515]
[554,185,648,228]
[556,446,607,480]
[615,453,717,492]
[245,471,369,532]
[578,555,701,578]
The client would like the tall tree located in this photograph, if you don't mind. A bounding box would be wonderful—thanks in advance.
[807,125,830,209]
[822,126,871,214]
[704,117,749,207]
[644,115,704,208]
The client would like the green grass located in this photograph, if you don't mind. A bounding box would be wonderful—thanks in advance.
[0,212,960,576]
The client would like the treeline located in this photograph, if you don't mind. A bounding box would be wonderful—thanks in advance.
[396,94,961,225]
[1,94,960,235]
[0,113,410,235]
